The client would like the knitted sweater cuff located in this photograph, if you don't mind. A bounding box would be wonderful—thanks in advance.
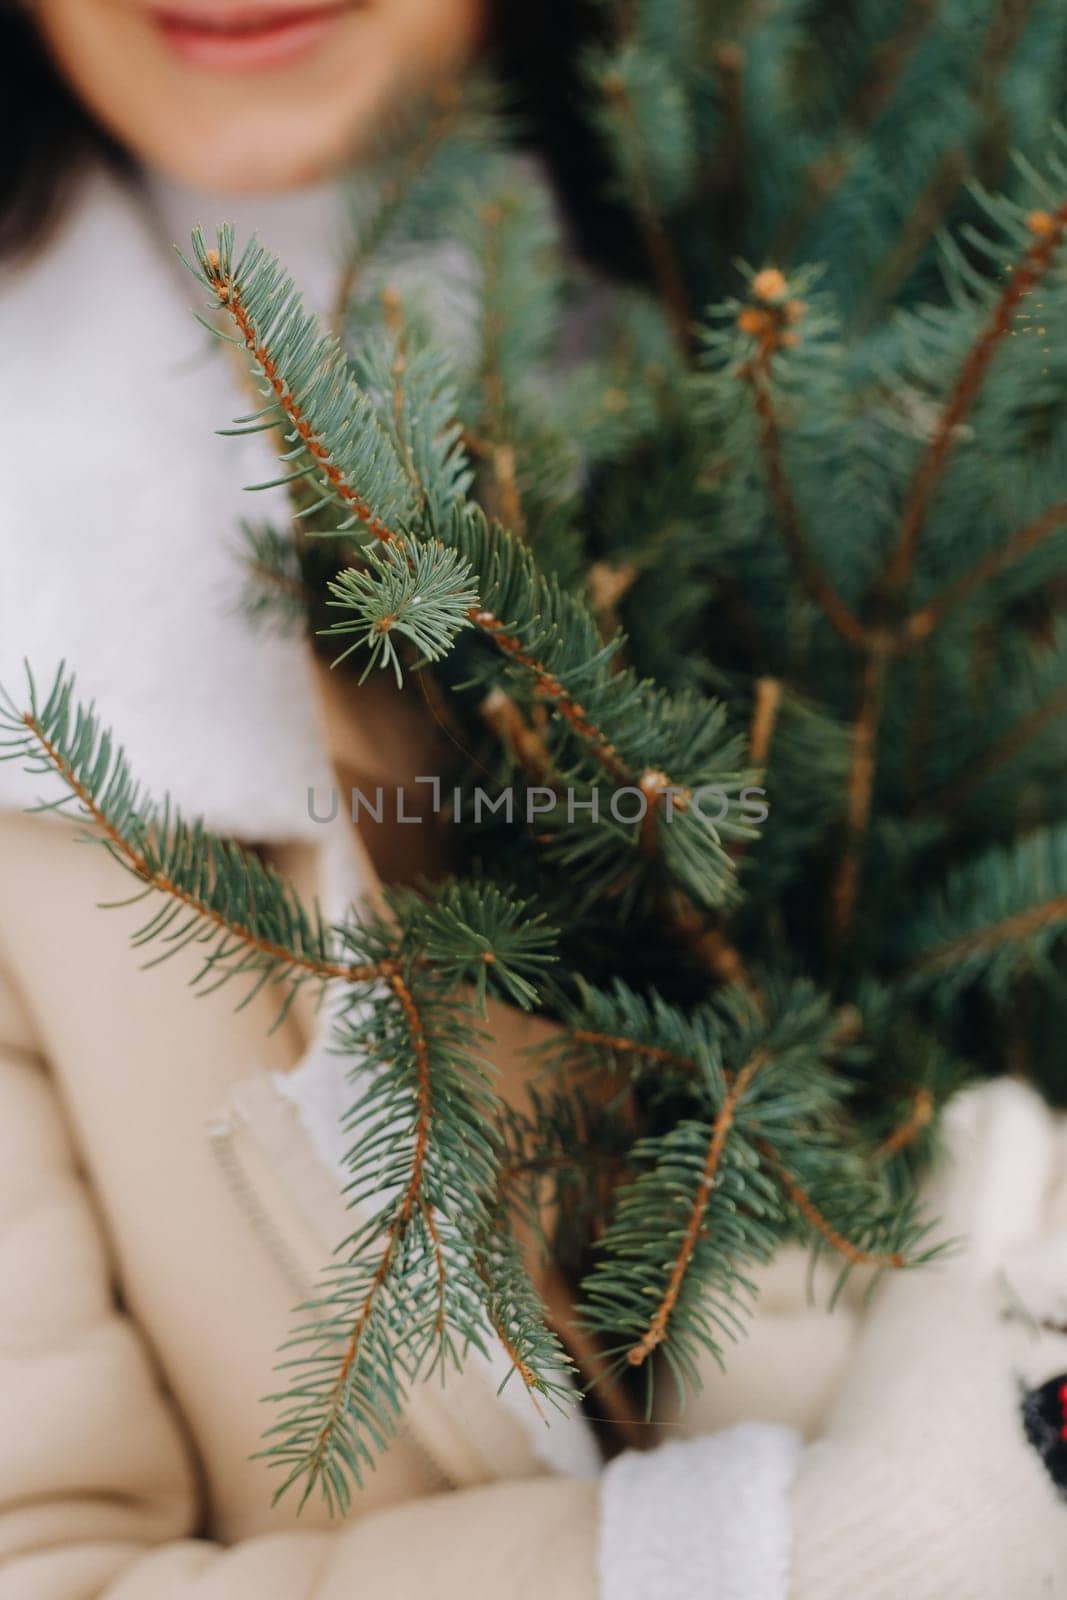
[598,1423,803,1600]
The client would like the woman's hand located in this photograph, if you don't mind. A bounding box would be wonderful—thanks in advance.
[790,1078,1067,1600]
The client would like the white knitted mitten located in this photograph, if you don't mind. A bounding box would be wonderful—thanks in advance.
[790,1078,1067,1600]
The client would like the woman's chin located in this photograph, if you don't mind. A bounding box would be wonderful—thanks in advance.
[133,111,366,194]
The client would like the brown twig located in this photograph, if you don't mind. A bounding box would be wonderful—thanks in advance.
[627,1049,768,1367]
[879,202,1067,596]
[587,560,640,641]
[658,885,758,995]
[905,645,937,803]
[204,259,401,545]
[691,925,754,990]
[477,199,528,538]
[569,1028,696,1074]
[830,637,892,945]
[748,675,783,766]
[771,1155,906,1269]
[877,1086,935,1158]
[742,350,868,648]
[306,965,435,1477]
[467,606,633,785]
[479,687,554,786]
[726,669,775,865]
[903,501,1067,642]
[910,892,1067,974]
[925,682,1067,815]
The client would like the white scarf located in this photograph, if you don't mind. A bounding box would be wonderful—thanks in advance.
[0,164,345,841]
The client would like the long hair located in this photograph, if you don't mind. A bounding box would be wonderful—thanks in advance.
[0,8,129,260]
[1,2,633,270]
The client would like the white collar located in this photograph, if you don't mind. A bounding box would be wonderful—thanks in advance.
[0,164,336,840]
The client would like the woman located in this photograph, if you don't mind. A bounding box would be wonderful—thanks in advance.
[1,5,1066,1597]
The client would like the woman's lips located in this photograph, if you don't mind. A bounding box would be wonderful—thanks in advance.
[150,4,350,72]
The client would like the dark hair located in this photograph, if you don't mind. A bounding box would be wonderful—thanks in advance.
[1,2,632,270]
[489,3,641,277]
[0,8,129,260]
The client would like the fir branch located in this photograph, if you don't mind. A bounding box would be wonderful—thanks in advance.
[767,1152,907,1270]
[266,965,495,1511]
[626,1047,768,1367]
[911,893,1067,975]
[908,896,1067,966]
[195,230,743,903]
[880,203,1067,596]
[903,500,1067,642]
[741,338,868,648]
[293,1136,422,1505]
[237,521,315,633]
[860,0,1043,318]
[472,1227,575,1415]
[466,603,634,785]
[267,890,565,1509]
[409,879,558,1011]
[4,667,571,1511]
[191,228,414,542]
[772,0,941,262]
[568,1027,696,1074]
[596,61,692,350]
[903,826,1067,992]
[578,1110,779,1393]
[323,541,478,686]
[1,667,383,994]
[928,680,1067,814]
[471,573,711,850]
[196,228,686,796]
[570,976,869,1387]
